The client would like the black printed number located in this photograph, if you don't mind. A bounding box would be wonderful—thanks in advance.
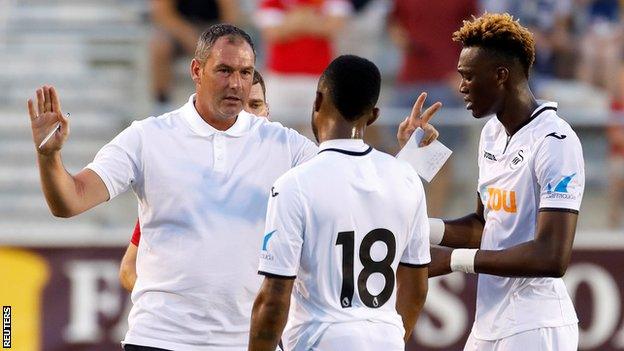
[336,229,396,309]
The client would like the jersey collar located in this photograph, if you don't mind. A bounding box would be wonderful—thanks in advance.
[181,94,251,137]
[505,100,558,136]
[318,139,372,156]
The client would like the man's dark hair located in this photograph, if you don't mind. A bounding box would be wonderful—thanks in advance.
[195,24,256,63]
[252,70,267,101]
[320,55,381,122]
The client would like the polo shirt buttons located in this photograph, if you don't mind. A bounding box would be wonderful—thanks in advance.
[214,133,226,171]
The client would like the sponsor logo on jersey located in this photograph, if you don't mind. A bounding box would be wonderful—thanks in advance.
[262,230,277,251]
[546,132,566,140]
[260,230,277,261]
[509,149,525,170]
[485,187,517,213]
[483,150,497,161]
[545,173,577,200]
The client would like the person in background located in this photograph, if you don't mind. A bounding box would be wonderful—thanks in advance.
[388,0,477,217]
[119,70,270,292]
[151,0,240,110]
[256,0,352,125]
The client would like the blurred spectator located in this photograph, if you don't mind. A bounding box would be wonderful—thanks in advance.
[336,0,389,60]
[257,0,352,124]
[150,0,240,110]
[480,0,576,85]
[388,0,477,217]
[573,0,624,229]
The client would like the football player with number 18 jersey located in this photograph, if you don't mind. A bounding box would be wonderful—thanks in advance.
[248,55,436,351]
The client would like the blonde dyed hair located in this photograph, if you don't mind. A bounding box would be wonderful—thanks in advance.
[453,13,535,77]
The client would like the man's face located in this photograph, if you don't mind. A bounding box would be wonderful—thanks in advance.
[192,37,255,121]
[245,83,268,117]
[457,47,503,118]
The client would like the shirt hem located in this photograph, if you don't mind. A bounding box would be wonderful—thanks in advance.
[472,319,579,340]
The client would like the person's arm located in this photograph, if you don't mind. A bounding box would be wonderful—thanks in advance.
[395,264,428,341]
[248,276,294,351]
[119,220,141,292]
[436,193,485,249]
[151,0,198,53]
[473,210,577,277]
[27,86,110,218]
[119,243,138,292]
[260,3,349,43]
[216,0,240,24]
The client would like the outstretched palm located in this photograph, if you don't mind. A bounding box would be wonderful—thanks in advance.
[27,85,70,154]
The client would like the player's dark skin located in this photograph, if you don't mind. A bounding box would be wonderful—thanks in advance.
[248,78,435,351]
[429,46,579,278]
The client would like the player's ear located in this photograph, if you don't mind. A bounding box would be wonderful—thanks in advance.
[496,66,509,86]
[314,91,323,113]
[366,107,380,126]
[191,59,202,84]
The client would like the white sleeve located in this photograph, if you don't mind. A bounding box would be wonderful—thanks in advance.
[258,174,305,278]
[288,128,319,167]
[400,175,431,266]
[85,122,142,200]
[534,131,585,212]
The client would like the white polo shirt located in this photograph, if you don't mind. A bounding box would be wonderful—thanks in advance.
[258,139,431,350]
[474,101,584,340]
[86,95,318,350]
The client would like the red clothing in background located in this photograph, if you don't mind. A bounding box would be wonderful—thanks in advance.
[390,0,477,83]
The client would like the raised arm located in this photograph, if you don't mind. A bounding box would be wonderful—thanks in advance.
[248,276,294,351]
[27,86,109,218]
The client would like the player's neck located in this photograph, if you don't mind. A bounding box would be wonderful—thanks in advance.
[497,85,539,136]
[316,115,366,143]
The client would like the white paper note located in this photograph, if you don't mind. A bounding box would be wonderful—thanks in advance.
[396,127,453,182]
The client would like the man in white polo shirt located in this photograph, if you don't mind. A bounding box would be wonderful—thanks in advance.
[427,13,584,350]
[248,55,431,351]
[27,24,438,350]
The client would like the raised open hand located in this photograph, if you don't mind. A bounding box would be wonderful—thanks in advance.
[27,85,70,155]
[397,92,442,149]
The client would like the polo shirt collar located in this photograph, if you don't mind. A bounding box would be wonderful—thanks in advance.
[181,94,250,137]
[318,139,372,155]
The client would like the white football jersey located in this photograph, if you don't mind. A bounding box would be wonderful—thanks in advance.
[258,139,431,351]
[474,101,584,340]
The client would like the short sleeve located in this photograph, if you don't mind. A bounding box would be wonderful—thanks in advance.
[258,175,305,278]
[534,132,585,212]
[400,176,431,266]
[130,220,141,246]
[85,122,142,200]
[288,128,319,167]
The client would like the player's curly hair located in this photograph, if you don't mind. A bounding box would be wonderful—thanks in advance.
[453,13,535,77]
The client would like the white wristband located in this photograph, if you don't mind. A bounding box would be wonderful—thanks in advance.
[428,218,445,245]
[450,249,478,274]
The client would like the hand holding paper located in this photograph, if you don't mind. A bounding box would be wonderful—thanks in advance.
[397,127,453,182]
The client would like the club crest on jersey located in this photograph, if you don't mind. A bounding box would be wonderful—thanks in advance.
[484,187,517,213]
[545,174,577,200]
[508,149,526,170]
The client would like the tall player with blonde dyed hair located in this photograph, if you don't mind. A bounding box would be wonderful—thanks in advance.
[428,13,584,351]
